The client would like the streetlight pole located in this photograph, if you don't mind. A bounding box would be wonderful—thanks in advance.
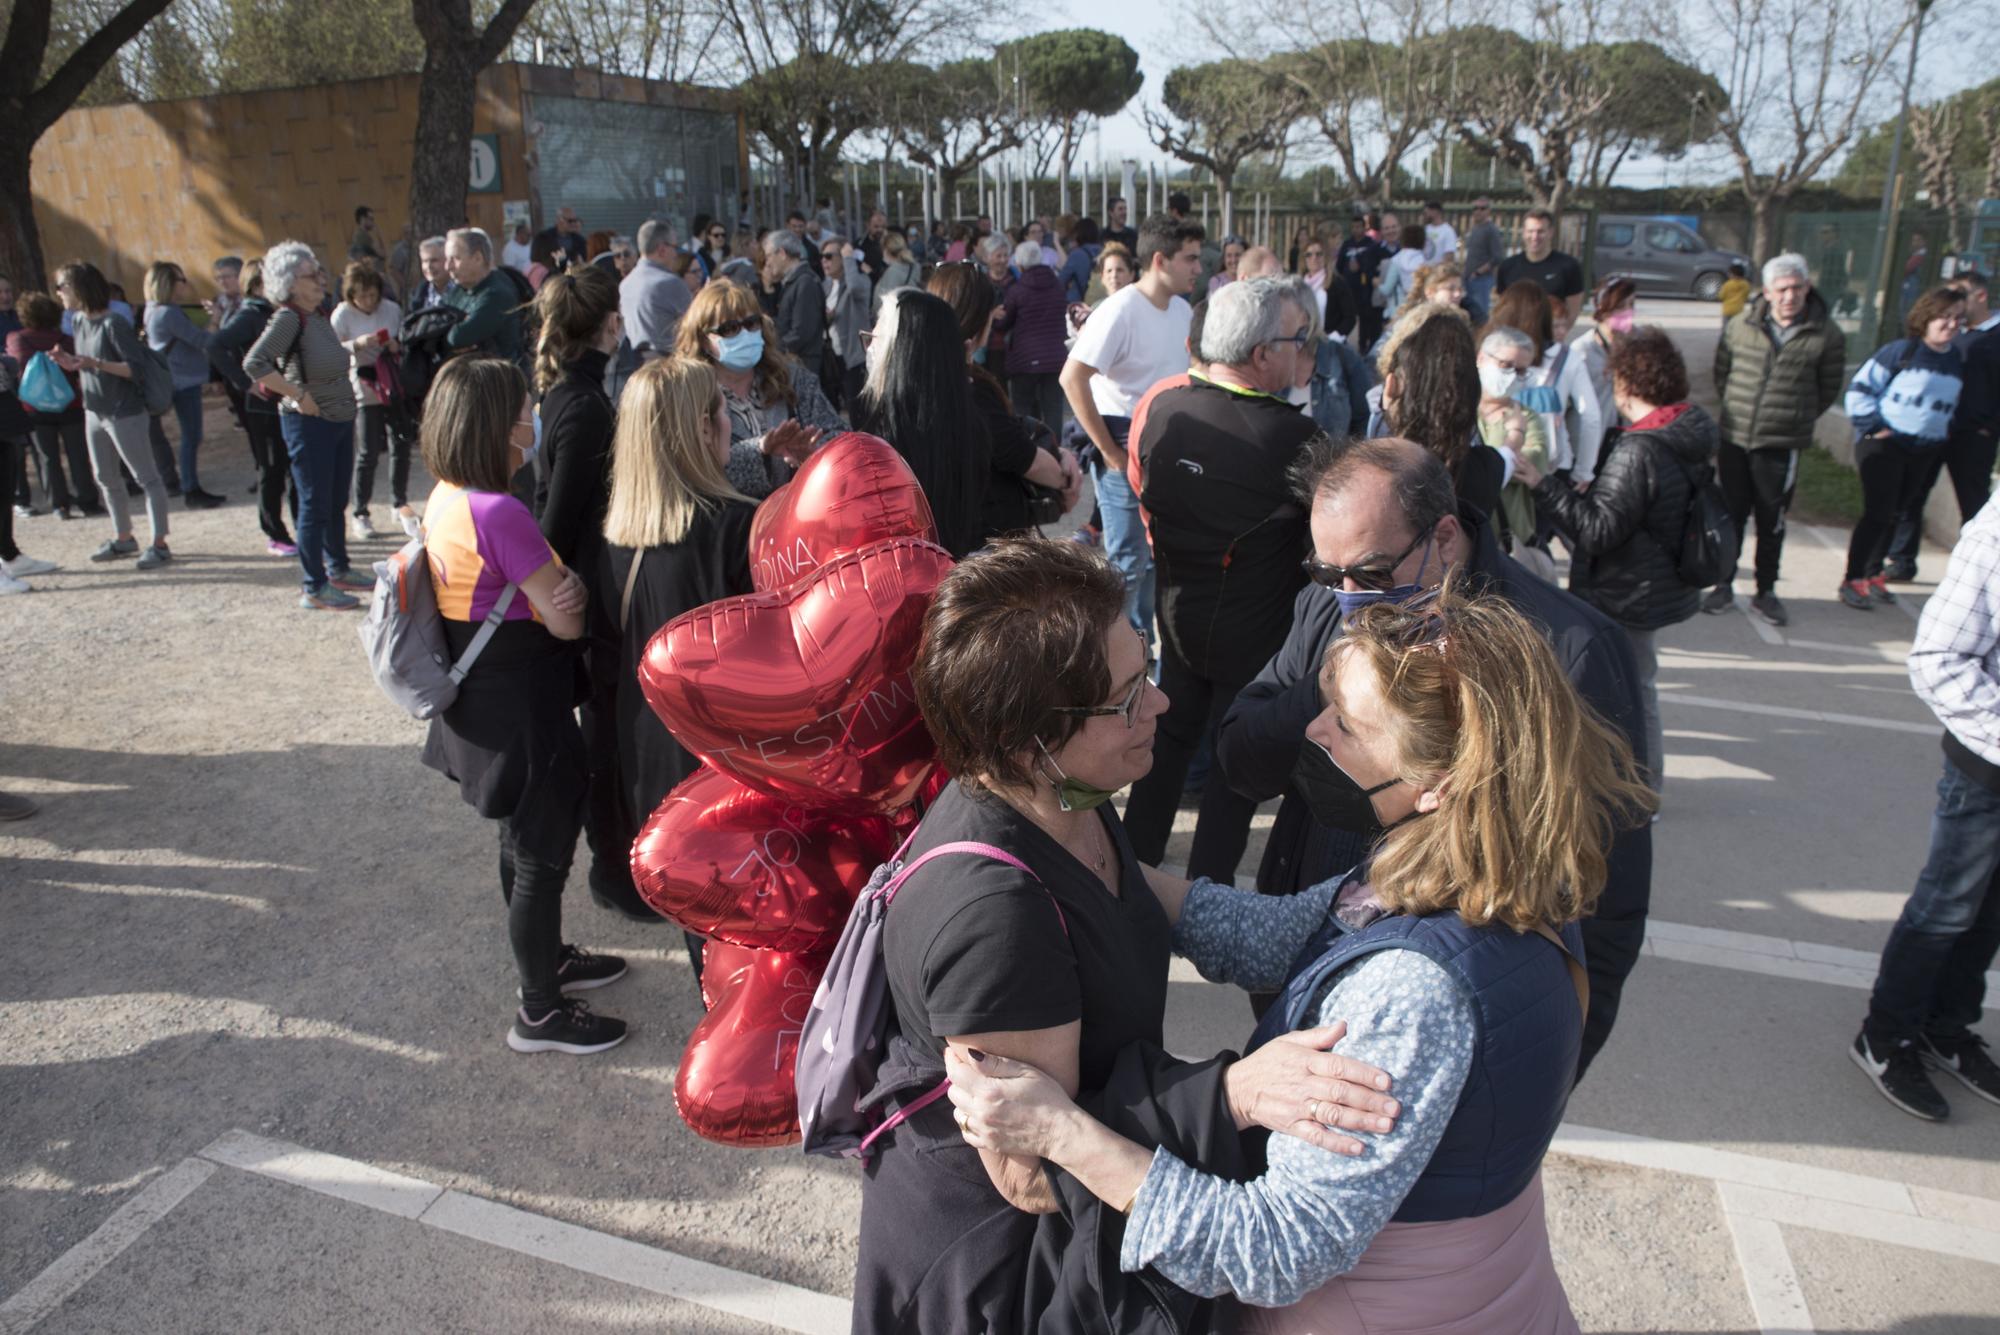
[1867,0,1933,343]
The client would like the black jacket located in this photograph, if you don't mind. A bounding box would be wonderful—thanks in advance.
[776,261,826,366]
[1953,322,2000,440]
[1138,377,1317,685]
[533,347,616,576]
[1215,503,1652,1077]
[208,296,274,394]
[1534,403,1716,632]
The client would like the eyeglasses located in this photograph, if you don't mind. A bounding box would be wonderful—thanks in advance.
[1304,249,1324,259]
[821,251,842,261]
[1051,649,1156,729]
[1265,329,1313,349]
[1302,526,1434,591]
[708,317,761,337]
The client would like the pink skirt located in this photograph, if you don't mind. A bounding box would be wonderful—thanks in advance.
[1237,1170,1579,1335]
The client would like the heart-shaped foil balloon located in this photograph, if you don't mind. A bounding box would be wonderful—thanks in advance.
[674,942,825,1148]
[747,432,937,593]
[638,537,952,815]
[631,765,900,955]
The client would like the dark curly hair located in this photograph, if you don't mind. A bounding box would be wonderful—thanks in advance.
[1607,326,1690,407]
[1904,285,1966,341]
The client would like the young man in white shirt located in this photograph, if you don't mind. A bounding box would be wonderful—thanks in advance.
[1060,214,1205,640]
[1422,200,1459,264]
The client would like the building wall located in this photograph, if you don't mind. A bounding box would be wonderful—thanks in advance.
[29,63,740,300]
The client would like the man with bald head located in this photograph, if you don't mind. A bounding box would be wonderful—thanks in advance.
[1217,435,1653,1079]
[1234,245,1283,280]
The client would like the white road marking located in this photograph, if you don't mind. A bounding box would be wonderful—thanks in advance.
[1720,1181,2000,1267]
[1721,1203,1816,1334]
[1661,692,1937,735]
[0,1156,215,1335]
[199,1130,443,1219]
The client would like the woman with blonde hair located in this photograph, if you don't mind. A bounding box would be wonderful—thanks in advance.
[671,278,842,498]
[417,355,628,1056]
[594,356,756,969]
[946,583,1653,1332]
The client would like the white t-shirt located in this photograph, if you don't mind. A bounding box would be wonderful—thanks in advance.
[1424,222,1459,263]
[501,238,533,270]
[330,299,402,406]
[1067,285,1193,419]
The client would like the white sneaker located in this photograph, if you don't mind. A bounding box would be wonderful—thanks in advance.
[396,508,422,539]
[2,554,57,577]
[350,513,379,540]
[0,570,29,595]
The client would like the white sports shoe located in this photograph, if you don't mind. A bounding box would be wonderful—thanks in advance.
[351,513,379,540]
[2,554,57,577]
[0,570,30,595]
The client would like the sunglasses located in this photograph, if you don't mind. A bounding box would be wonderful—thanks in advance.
[821,251,842,261]
[1051,648,1156,729]
[1302,527,1434,591]
[708,317,761,337]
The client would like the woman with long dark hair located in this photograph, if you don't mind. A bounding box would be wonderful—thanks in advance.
[1371,305,1504,519]
[851,287,991,558]
[927,265,1080,545]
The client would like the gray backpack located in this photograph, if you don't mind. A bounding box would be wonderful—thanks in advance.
[796,834,1062,1160]
[357,532,515,720]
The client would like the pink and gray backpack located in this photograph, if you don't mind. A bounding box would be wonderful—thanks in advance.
[796,833,1064,1160]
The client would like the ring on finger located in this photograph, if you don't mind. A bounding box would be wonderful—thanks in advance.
[954,1107,969,1131]
[1307,1098,1322,1124]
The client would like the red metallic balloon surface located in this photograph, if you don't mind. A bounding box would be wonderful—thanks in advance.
[631,766,900,954]
[747,433,937,593]
[674,943,826,1148]
[638,537,952,815]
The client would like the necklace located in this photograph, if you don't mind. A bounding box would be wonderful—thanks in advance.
[1082,813,1109,873]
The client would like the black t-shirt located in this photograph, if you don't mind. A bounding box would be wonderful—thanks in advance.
[883,781,1171,1089]
[1338,238,1388,292]
[1497,250,1585,301]
[972,372,1049,543]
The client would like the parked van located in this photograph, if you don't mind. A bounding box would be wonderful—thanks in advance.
[1592,215,1749,301]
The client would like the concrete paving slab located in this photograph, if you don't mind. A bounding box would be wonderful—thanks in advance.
[27,1170,787,1335]
[1784,1222,2000,1333]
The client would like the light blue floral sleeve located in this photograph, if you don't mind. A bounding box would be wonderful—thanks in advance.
[1172,876,1340,992]
[1118,949,1476,1307]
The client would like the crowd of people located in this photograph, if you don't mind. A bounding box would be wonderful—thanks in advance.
[3,188,1997,1330]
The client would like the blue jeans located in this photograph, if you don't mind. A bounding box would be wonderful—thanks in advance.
[1089,416,1154,642]
[1466,273,1496,319]
[282,411,354,592]
[171,384,205,493]
[1864,756,2000,1046]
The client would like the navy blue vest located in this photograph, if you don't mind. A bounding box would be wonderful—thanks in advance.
[1247,907,1584,1223]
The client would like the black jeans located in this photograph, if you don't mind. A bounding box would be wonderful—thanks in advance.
[1008,372,1066,433]
[0,437,20,560]
[145,412,181,491]
[1865,756,2000,1048]
[29,417,91,512]
[353,403,414,515]
[1122,641,1259,884]
[1717,442,1797,594]
[1888,427,1999,565]
[1847,435,1942,581]
[245,408,296,544]
[498,816,570,1016]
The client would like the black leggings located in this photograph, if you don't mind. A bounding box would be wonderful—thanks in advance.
[353,403,414,514]
[245,409,297,544]
[498,817,569,1015]
[29,416,92,512]
[1847,434,1943,581]
[0,437,19,560]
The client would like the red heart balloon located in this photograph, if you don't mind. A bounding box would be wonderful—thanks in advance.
[675,943,825,1148]
[631,765,900,954]
[748,433,937,592]
[639,537,952,814]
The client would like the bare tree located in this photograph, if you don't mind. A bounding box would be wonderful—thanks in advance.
[1690,0,1911,261]
[1909,99,1964,245]
[514,0,708,80]
[407,0,542,259]
[0,0,182,287]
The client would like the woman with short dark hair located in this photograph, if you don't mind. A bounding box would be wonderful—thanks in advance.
[51,261,173,569]
[330,261,412,541]
[417,355,627,1056]
[1839,285,1967,610]
[7,289,93,523]
[1514,325,1716,793]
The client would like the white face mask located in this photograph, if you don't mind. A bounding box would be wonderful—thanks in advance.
[1479,363,1524,398]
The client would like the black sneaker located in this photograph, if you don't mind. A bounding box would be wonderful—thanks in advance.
[1921,1033,2000,1107]
[1851,1032,1949,1121]
[542,944,628,994]
[1749,591,1789,626]
[506,999,627,1054]
[1700,586,1735,614]
[1883,558,1918,582]
[185,488,227,510]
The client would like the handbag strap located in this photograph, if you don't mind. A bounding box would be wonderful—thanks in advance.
[447,583,518,684]
[1531,923,1590,1019]
[618,548,644,632]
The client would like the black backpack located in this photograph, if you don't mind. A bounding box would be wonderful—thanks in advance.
[1671,452,1736,588]
[395,304,467,421]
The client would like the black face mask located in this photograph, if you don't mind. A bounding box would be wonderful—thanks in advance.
[1294,737,1409,838]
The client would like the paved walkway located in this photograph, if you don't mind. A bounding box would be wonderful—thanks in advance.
[3,304,1996,1332]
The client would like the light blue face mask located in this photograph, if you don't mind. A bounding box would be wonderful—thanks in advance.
[1333,535,1434,622]
[517,409,543,468]
[717,328,765,370]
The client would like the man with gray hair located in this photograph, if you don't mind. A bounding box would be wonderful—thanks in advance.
[1120,275,1322,884]
[1706,250,1847,626]
[762,228,824,366]
[443,226,524,364]
[410,236,453,310]
[620,219,693,362]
